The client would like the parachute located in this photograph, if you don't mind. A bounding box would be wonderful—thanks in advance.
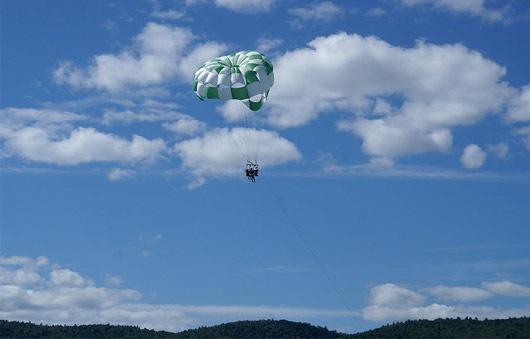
[193,51,274,181]
[193,50,274,111]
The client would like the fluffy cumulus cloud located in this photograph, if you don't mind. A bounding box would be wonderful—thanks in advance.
[362,282,530,323]
[6,126,166,166]
[268,32,511,162]
[368,283,427,308]
[399,0,510,23]
[1,255,352,332]
[288,1,343,21]
[174,127,301,182]
[460,144,487,169]
[1,107,167,166]
[53,23,226,92]
[214,0,276,13]
[0,255,192,332]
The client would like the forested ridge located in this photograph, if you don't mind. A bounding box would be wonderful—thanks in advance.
[2,317,529,338]
[349,317,530,338]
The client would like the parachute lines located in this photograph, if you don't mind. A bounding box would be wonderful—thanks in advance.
[194,50,274,171]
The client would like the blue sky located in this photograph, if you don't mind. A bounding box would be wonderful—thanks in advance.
[1,0,530,334]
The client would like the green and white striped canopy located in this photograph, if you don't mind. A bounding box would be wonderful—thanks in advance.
[193,50,274,111]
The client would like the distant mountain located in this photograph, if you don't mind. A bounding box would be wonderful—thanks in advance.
[2,317,530,338]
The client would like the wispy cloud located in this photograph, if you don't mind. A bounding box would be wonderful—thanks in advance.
[366,7,387,17]
[311,156,528,182]
[108,168,136,181]
[399,0,512,23]
[288,2,343,21]
[214,0,276,13]
[244,265,313,275]
[256,38,283,54]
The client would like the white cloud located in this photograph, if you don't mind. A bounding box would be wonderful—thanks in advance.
[368,157,395,168]
[363,303,530,322]
[214,0,276,13]
[0,107,167,166]
[288,2,343,21]
[101,108,186,125]
[178,41,227,81]
[0,267,43,287]
[363,303,452,322]
[487,142,509,159]
[186,177,207,189]
[215,101,253,123]
[268,33,511,163]
[460,144,487,169]
[0,108,87,127]
[0,108,87,144]
[399,0,510,23]
[368,283,427,308]
[506,85,530,122]
[163,118,206,136]
[256,38,283,54]
[482,281,530,298]
[424,286,492,302]
[512,126,530,151]
[0,256,49,268]
[362,282,530,323]
[338,120,453,158]
[105,275,123,287]
[151,7,184,20]
[6,126,166,166]
[1,255,350,332]
[54,23,226,92]
[108,168,136,181]
[366,7,387,17]
[5,256,530,332]
[174,127,301,179]
[50,269,90,287]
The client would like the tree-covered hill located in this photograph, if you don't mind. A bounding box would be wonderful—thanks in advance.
[349,317,530,338]
[173,319,340,338]
[2,317,530,338]
[0,319,338,339]
[0,320,176,339]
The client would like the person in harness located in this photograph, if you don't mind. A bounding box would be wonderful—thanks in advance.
[245,162,259,182]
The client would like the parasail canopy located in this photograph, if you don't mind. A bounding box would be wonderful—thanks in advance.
[193,50,274,111]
